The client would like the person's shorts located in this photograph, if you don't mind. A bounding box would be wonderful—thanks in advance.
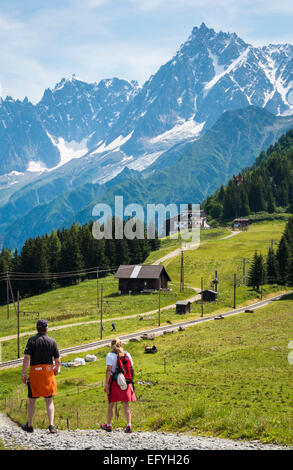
[27,381,53,399]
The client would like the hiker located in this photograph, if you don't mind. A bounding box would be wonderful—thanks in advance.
[111,322,116,332]
[101,338,136,433]
[21,319,61,434]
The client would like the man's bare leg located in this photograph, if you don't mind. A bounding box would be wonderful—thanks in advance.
[27,398,36,427]
[45,397,55,426]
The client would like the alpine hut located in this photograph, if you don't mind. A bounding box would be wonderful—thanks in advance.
[115,265,171,294]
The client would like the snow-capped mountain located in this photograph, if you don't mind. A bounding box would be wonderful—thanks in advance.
[1,23,293,184]
[104,23,293,159]
[0,23,293,228]
[0,75,138,178]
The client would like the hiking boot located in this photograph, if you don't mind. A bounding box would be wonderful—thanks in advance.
[100,423,112,432]
[48,425,57,434]
[125,425,133,434]
[21,422,34,433]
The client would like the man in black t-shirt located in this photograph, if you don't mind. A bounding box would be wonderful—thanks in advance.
[21,319,61,434]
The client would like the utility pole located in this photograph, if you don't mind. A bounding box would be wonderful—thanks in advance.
[17,290,20,359]
[6,272,9,320]
[100,284,103,340]
[180,249,184,293]
[158,277,161,326]
[8,277,17,314]
[97,267,99,311]
[213,270,219,292]
[242,258,250,286]
[233,273,237,309]
[201,277,204,317]
[261,264,264,301]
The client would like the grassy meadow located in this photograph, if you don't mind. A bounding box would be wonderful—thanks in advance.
[1,220,293,444]
[0,221,290,363]
[164,220,289,309]
[1,293,293,445]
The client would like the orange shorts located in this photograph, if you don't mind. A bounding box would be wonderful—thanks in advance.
[28,364,57,398]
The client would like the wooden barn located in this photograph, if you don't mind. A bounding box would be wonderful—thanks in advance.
[176,300,191,314]
[115,265,171,294]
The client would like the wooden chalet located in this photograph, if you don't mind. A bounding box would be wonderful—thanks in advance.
[165,208,209,236]
[232,218,252,230]
[115,265,171,294]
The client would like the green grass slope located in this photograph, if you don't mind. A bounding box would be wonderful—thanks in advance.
[1,292,293,445]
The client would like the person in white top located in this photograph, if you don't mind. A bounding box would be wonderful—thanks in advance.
[106,350,134,373]
[101,338,136,433]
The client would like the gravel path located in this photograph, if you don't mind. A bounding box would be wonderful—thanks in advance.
[0,413,290,451]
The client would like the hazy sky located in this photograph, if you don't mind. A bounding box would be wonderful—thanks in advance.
[0,0,293,103]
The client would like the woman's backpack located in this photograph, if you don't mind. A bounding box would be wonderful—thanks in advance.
[113,353,135,391]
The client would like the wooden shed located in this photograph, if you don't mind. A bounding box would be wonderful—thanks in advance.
[176,300,191,314]
[201,289,218,302]
[115,265,171,294]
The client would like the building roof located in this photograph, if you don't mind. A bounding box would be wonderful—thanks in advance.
[115,265,171,281]
[233,218,251,222]
[201,289,218,295]
[167,209,205,224]
[176,301,191,306]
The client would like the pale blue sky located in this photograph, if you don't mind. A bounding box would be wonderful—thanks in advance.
[0,0,293,103]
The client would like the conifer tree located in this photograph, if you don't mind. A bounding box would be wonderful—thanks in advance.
[47,230,62,273]
[247,251,265,290]
[59,226,84,285]
[277,236,290,284]
[266,247,279,284]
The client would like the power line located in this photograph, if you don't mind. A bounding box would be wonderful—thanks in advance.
[0,264,165,282]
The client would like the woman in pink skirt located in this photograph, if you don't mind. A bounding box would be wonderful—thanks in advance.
[101,338,136,433]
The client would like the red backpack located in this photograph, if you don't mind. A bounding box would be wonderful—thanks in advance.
[113,353,135,390]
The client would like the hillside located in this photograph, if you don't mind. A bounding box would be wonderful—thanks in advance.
[1,288,293,445]
[203,127,293,221]
[0,221,288,363]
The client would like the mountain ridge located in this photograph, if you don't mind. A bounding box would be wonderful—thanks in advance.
[2,106,293,250]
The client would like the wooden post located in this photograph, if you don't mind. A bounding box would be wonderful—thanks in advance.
[233,273,237,309]
[100,285,103,339]
[17,290,20,359]
[6,272,9,320]
[163,357,167,373]
[97,267,99,310]
[261,264,264,300]
[158,277,161,326]
[115,402,119,418]
[180,249,184,292]
[201,277,203,317]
